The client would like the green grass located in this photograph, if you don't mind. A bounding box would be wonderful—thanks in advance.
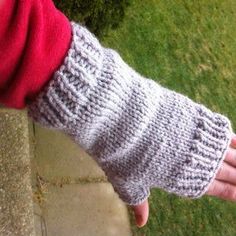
[101,0,236,235]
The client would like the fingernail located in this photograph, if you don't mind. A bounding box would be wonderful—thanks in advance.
[231,136,236,147]
[135,214,143,227]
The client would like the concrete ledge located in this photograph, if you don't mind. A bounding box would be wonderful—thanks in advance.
[0,109,35,236]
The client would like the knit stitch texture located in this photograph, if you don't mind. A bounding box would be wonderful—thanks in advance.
[28,22,232,205]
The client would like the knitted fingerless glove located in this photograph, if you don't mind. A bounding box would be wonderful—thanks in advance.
[28,22,232,205]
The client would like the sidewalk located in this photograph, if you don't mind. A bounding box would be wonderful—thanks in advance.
[0,109,132,236]
[32,123,132,236]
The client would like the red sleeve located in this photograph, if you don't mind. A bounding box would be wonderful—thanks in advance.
[0,0,72,109]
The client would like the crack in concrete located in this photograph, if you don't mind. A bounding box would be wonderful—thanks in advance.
[33,171,108,206]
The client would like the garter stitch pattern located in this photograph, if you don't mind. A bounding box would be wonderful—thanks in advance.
[28,22,233,205]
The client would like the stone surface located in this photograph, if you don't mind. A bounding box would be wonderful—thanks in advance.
[33,202,47,236]
[0,109,35,236]
[31,122,132,236]
[33,123,105,181]
[38,183,132,236]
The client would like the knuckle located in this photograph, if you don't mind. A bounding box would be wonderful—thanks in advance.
[216,164,224,178]
[210,182,218,195]
[222,184,236,200]
[225,184,232,196]
[224,168,231,180]
[230,189,236,200]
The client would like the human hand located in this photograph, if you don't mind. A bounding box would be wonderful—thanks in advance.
[132,134,236,228]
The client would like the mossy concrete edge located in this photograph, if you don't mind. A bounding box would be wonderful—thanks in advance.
[0,109,35,236]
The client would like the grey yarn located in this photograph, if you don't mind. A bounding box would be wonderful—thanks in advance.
[28,22,232,205]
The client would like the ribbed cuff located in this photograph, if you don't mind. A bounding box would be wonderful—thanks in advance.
[189,104,233,198]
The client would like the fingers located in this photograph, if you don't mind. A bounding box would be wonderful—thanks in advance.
[132,199,149,227]
[205,134,236,202]
[230,134,236,148]
[206,179,236,201]
[215,161,236,185]
[223,133,236,167]
[224,147,236,167]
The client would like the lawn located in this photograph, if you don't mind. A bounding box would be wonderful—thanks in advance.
[101,0,236,235]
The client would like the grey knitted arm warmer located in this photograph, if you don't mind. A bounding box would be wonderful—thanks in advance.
[28,22,232,205]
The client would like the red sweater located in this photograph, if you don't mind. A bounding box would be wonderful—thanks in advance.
[0,0,72,109]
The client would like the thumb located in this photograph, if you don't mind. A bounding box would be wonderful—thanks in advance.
[132,199,149,227]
